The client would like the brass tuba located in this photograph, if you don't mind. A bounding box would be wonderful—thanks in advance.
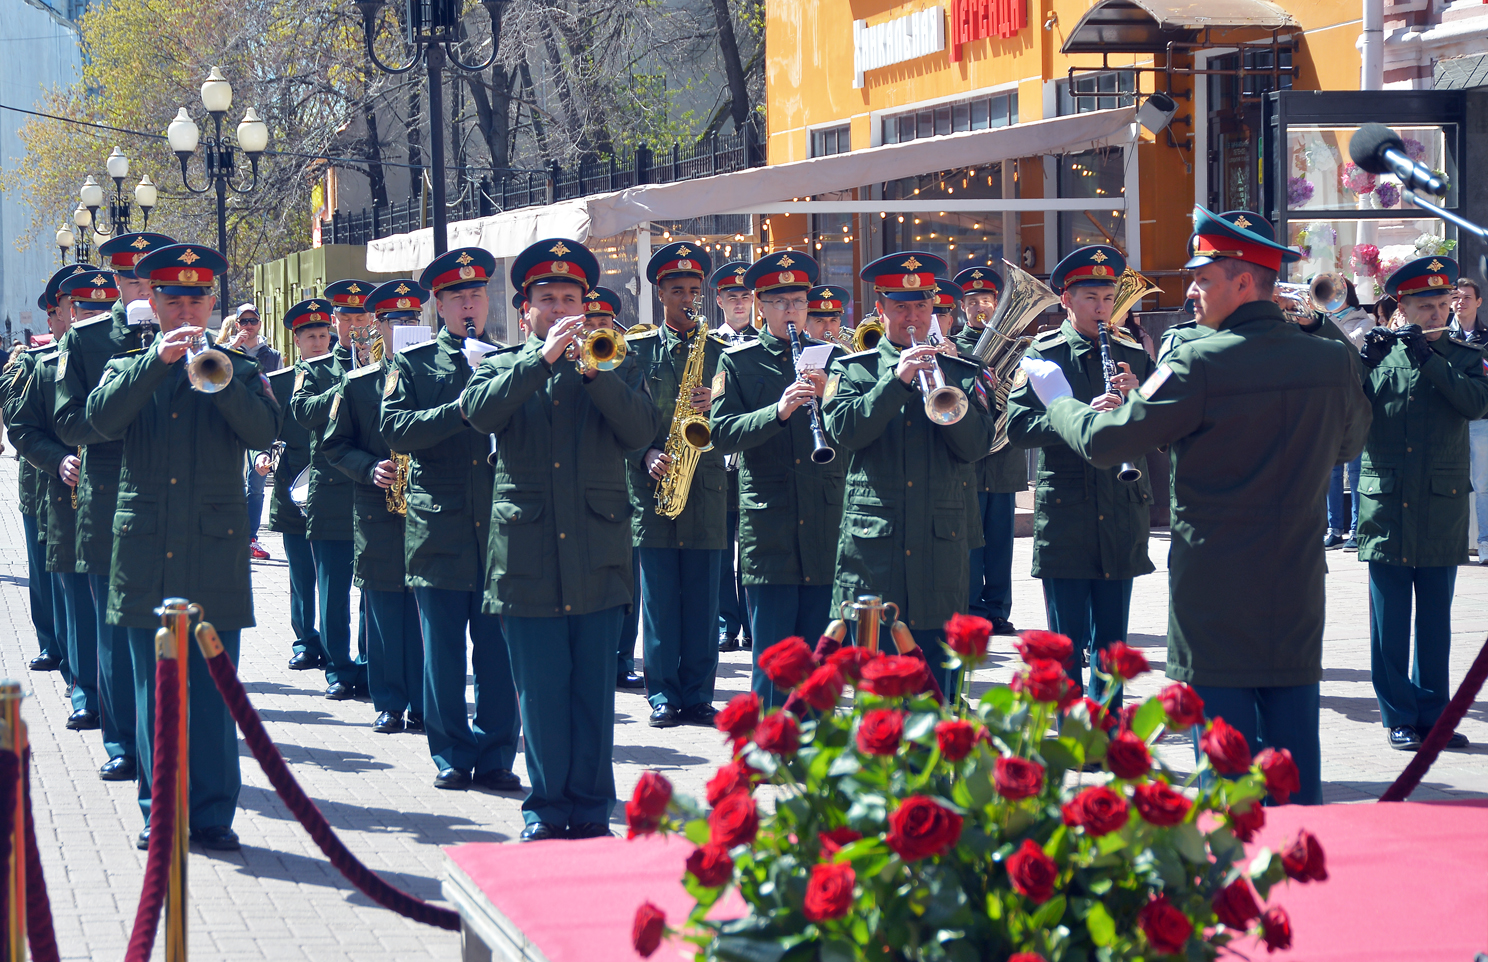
[852,313,885,352]
[653,300,714,519]
[970,261,1061,453]
[386,452,411,515]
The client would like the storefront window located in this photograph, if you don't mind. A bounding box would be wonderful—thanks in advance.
[1284,125,1457,211]
[1288,217,1454,302]
[1057,148,1125,258]
[881,92,1018,145]
[880,166,1008,275]
[1056,71,1136,116]
[811,212,860,320]
[812,125,851,158]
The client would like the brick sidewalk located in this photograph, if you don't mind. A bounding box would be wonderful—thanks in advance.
[0,454,1485,959]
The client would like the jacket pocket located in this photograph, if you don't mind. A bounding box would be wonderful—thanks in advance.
[492,499,545,578]
[1035,481,1087,506]
[199,498,248,541]
[1356,473,1396,496]
[585,488,632,569]
[1430,475,1468,498]
[111,502,157,591]
[932,512,964,584]
[405,489,458,556]
[837,511,893,590]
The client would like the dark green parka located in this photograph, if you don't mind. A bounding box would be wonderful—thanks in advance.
[289,346,354,541]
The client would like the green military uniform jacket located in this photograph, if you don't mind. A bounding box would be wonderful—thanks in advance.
[53,302,151,572]
[86,344,281,630]
[380,326,497,592]
[289,345,354,541]
[1042,300,1371,688]
[1157,320,1206,363]
[1357,335,1488,567]
[265,368,310,537]
[625,323,730,550]
[321,360,409,592]
[711,329,847,586]
[822,339,996,631]
[462,336,662,616]
[1007,320,1156,581]
[953,325,1028,496]
[3,348,49,520]
[10,351,80,573]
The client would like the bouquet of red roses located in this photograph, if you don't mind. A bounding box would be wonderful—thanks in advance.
[627,618,1323,961]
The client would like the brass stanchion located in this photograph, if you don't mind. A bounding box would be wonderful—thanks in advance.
[155,598,191,962]
[838,594,897,654]
[0,681,26,962]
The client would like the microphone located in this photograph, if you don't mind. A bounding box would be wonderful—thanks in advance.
[1348,123,1448,197]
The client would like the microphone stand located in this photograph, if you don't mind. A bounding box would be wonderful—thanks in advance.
[1404,190,1488,279]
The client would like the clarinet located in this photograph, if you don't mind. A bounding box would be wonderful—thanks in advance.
[1096,325,1142,483]
[785,321,835,465]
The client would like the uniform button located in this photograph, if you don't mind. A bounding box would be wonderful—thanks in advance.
[905,550,912,556]
[554,400,560,406]
[1055,498,1062,504]
[1406,446,1412,453]
[909,619,915,627]
[171,413,177,419]
[1104,573,1111,579]
[227,529,233,535]
[1403,502,1409,508]
[565,605,572,611]
[906,420,912,426]
[166,551,173,559]
[906,481,913,487]
[559,532,566,539]
[799,519,804,525]
[1098,514,1104,520]
[472,459,478,465]
[554,462,561,468]
[804,576,811,582]
[795,459,801,464]
[475,520,481,527]
[170,478,177,484]
[678,541,684,547]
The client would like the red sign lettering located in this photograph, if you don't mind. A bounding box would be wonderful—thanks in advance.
[949,0,1026,60]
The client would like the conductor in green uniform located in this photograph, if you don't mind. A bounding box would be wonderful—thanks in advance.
[1007,245,1155,705]
[263,359,322,671]
[1357,255,1488,751]
[462,238,660,840]
[1025,208,1371,804]
[823,252,996,697]
[380,246,521,792]
[712,251,846,707]
[322,280,430,735]
[86,243,282,849]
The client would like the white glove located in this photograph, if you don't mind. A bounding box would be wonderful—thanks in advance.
[1019,357,1073,406]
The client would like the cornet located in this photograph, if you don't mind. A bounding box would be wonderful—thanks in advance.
[566,323,628,371]
[906,325,968,425]
[186,334,233,393]
[1276,271,1349,322]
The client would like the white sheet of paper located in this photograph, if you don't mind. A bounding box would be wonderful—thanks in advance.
[462,337,501,369]
[929,317,945,342]
[796,343,834,373]
[392,325,433,353]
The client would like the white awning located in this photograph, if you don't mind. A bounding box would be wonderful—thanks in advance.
[365,106,1137,274]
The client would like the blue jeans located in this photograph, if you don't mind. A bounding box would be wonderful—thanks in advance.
[1471,420,1488,546]
[245,463,267,540]
[1190,683,1321,806]
[1327,456,1362,533]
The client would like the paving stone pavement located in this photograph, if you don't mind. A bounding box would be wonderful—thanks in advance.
[0,454,1485,960]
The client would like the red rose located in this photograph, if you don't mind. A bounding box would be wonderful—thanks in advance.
[705,761,755,807]
[1008,956,1047,962]
[797,664,845,711]
[1060,785,1130,836]
[944,613,993,659]
[803,861,856,922]
[758,636,817,689]
[1255,747,1301,805]
[1100,641,1149,680]
[708,790,759,848]
[1158,683,1205,728]
[1010,659,1072,703]
[632,902,666,958]
[1261,905,1293,953]
[1132,781,1193,827]
[1005,838,1059,904]
[993,756,1045,800]
[1105,730,1152,779]
[685,844,734,887]
[714,692,761,742]
[819,826,863,858]
[1200,717,1252,774]
[1118,703,1140,733]
[1227,801,1265,843]
[1280,830,1328,882]
[859,655,928,698]
[1137,895,1193,955]
[1065,696,1116,733]
[826,645,874,681]
[625,771,672,838]
[1015,630,1073,665]
[885,795,963,862]
[1212,877,1262,930]
[753,710,800,755]
[935,719,977,761]
[856,708,904,756]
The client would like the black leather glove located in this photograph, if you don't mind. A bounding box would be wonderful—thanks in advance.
[1395,324,1435,365]
[1360,327,1395,369]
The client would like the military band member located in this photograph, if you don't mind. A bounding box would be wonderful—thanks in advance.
[804,285,846,345]
[86,243,282,849]
[823,252,996,697]
[322,280,429,735]
[627,243,729,728]
[953,266,1024,636]
[263,360,323,671]
[380,247,522,791]
[1026,208,1371,804]
[1156,212,1260,362]
[712,251,846,708]
[930,277,963,335]
[462,239,660,840]
[1358,256,1488,751]
[1007,246,1155,705]
[710,262,754,655]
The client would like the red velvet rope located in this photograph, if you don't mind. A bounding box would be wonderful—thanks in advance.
[125,657,181,962]
[1380,635,1488,802]
[0,751,18,952]
[200,650,460,930]
[21,749,59,962]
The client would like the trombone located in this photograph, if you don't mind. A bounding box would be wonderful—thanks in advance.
[1275,271,1349,323]
[905,325,968,425]
[186,334,232,393]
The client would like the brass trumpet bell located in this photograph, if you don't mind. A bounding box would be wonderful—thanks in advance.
[579,327,627,371]
[186,336,232,394]
[852,315,884,352]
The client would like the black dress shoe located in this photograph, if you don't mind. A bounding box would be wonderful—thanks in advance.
[1445,731,1470,749]
[29,653,63,672]
[136,829,150,851]
[474,768,522,792]
[66,709,100,731]
[287,652,324,671]
[740,635,752,650]
[405,713,425,733]
[325,682,354,701]
[99,756,137,781]
[372,710,404,734]
[352,682,371,700]
[648,704,681,728]
[434,768,471,790]
[567,822,612,839]
[519,822,563,842]
[616,671,645,689]
[1388,726,1421,751]
[992,617,1017,636]
[718,633,740,653]
[190,825,241,851]
[678,703,719,726]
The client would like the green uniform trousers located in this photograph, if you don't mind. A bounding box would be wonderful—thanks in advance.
[89,573,134,760]
[1191,683,1321,807]
[639,547,722,710]
[1042,577,1134,707]
[1368,561,1456,731]
[23,514,62,666]
[366,588,424,718]
[745,583,834,710]
[57,572,98,714]
[282,531,322,660]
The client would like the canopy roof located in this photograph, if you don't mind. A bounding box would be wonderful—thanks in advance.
[1060,0,1296,54]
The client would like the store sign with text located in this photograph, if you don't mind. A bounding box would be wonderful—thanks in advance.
[853,8,946,88]
[948,0,1028,60]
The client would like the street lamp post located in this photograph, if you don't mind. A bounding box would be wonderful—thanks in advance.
[80,147,159,238]
[167,67,269,309]
[355,0,502,258]
[57,224,74,265]
[72,204,93,264]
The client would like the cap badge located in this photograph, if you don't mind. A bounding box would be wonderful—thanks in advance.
[778,271,795,284]
[902,257,922,271]
[92,274,107,285]
[1233,216,1252,229]
[178,249,200,264]
[588,302,601,311]
[1428,275,1445,287]
[394,283,411,294]
[822,289,833,298]
[1428,259,1444,272]
[348,283,362,293]
[777,254,795,267]
[676,246,692,256]
[1092,266,1110,277]
[396,298,412,309]
[676,259,692,271]
[459,266,476,280]
[1090,250,1109,263]
[552,262,570,275]
[92,289,107,299]
[971,270,984,278]
[455,252,474,265]
[903,274,922,289]
[549,241,571,256]
[130,236,150,249]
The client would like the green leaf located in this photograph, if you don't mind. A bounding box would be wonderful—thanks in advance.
[819,939,856,962]
[1031,894,1067,929]
[833,837,888,863]
[1086,900,1117,947]
[1039,737,1081,770]
[712,935,792,962]
[1095,831,1128,856]
[966,768,994,809]
[1171,823,1209,864]
[980,684,1016,714]
[1207,825,1244,866]
[904,711,939,744]
[827,753,861,778]
[1130,698,1167,741]
[985,892,1003,920]
[684,818,711,846]
[744,747,779,777]
[951,777,975,810]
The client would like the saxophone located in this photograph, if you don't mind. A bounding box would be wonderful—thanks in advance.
[386,452,411,515]
[654,299,713,520]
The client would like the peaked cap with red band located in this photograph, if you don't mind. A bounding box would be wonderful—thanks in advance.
[932,278,963,312]
[954,266,1004,297]
[1050,245,1125,294]
[58,270,121,306]
[367,279,429,318]
[509,238,598,295]
[1184,206,1299,272]
[711,261,751,291]
[324,278,376,311]
[282,298,334,332]
[1385,255,1459,298]
[807,285,845,316]
[861,251,947,301]
[646,242,712,285]
[583,286,622,319]
[421,247,497,295]
[44,264,89,307]
[97,232,176,278]
[135,243,227,296]
[744,250,819,294]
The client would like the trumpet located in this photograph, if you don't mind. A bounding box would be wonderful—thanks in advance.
[566,323,628,371]
[186,334,233,393]
[852,314,884,352]
[906,325,968,425]
[1276,271,1349,322]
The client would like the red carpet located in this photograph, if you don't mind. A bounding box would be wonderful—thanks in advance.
[445,800,1488,961]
